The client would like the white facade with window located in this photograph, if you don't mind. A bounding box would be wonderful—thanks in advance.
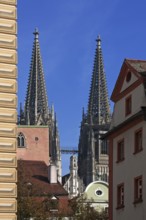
[83,181,108,212]
[106,59,146,220]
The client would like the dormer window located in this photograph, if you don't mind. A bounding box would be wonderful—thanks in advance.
[125,95,132,116]
[43,197,58,212]
[17,132,26,148]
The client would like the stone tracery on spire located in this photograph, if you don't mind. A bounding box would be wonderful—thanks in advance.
[87,35,111,125]
[24,29,49,125]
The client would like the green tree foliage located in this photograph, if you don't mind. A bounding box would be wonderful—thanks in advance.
[17,160,48,220]
[17,160,108,219]
[69,196,108,220]
[17,160,70,219]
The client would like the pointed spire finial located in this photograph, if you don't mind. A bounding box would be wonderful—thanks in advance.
[96,35,101,48]
[33,27,39,39]
[82,107,85,119]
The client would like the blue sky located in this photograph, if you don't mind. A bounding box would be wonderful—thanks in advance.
[18,0,146,175]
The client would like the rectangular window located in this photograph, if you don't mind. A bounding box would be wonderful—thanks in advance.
[101,140,108,155]
[117,139,124,162]
[125,95,132,116]
[134,176,143,203]
[117,183,124,208]
[134,128,142,153]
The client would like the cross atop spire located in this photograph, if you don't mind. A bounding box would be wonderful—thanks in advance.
[33,27,39,39]
[96,35,101,48]
[87,35,111,125]
[24,29,49,125]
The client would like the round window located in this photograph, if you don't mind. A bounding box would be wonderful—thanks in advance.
[96,189,103,196]
[35,137,39,141]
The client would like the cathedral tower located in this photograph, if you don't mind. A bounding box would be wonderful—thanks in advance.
[78,36,111,186]
[18,29,62,183]
[21,29,49,125]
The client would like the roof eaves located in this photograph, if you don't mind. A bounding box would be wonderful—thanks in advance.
[103,108,146,138]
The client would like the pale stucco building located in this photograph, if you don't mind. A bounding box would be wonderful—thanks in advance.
[83,180,108,212]
[0,1,17,219]
[105,59,146,220]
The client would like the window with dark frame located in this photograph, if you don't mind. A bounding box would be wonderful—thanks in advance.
[101,140,108,155]
[117,139,124,162]
[134,176,143,203]
[125,95,132,116]
[126,71,132,82]
[117,183,124,209]
[17,132,26,148]
[134,128,142,154]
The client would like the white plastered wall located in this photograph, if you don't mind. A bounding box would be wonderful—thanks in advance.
[113,121,146,220]
[111,84,146,128]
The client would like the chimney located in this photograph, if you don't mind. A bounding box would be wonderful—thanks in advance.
[48,164,57,183]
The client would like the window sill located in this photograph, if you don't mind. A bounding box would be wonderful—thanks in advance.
[133,148,143,155]
[133,199,143,205]
[116,158,125,163]
[116,205,125,210]
[125,112,131,117]
[17,146,26,148]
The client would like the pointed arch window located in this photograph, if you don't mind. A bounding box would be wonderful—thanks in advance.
[17,132,26,148]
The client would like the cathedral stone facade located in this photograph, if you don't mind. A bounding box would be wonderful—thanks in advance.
[17,30,111,190]
[17,29,62,183]
[78,37,111,186]
[63,155,84,198]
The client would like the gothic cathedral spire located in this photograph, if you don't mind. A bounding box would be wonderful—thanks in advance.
[18,29,62,183]
[87,36,111,125]
[24,28,49,125]
[78,36,111,186]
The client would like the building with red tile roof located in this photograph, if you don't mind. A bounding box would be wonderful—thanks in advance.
[18,160,72,217]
